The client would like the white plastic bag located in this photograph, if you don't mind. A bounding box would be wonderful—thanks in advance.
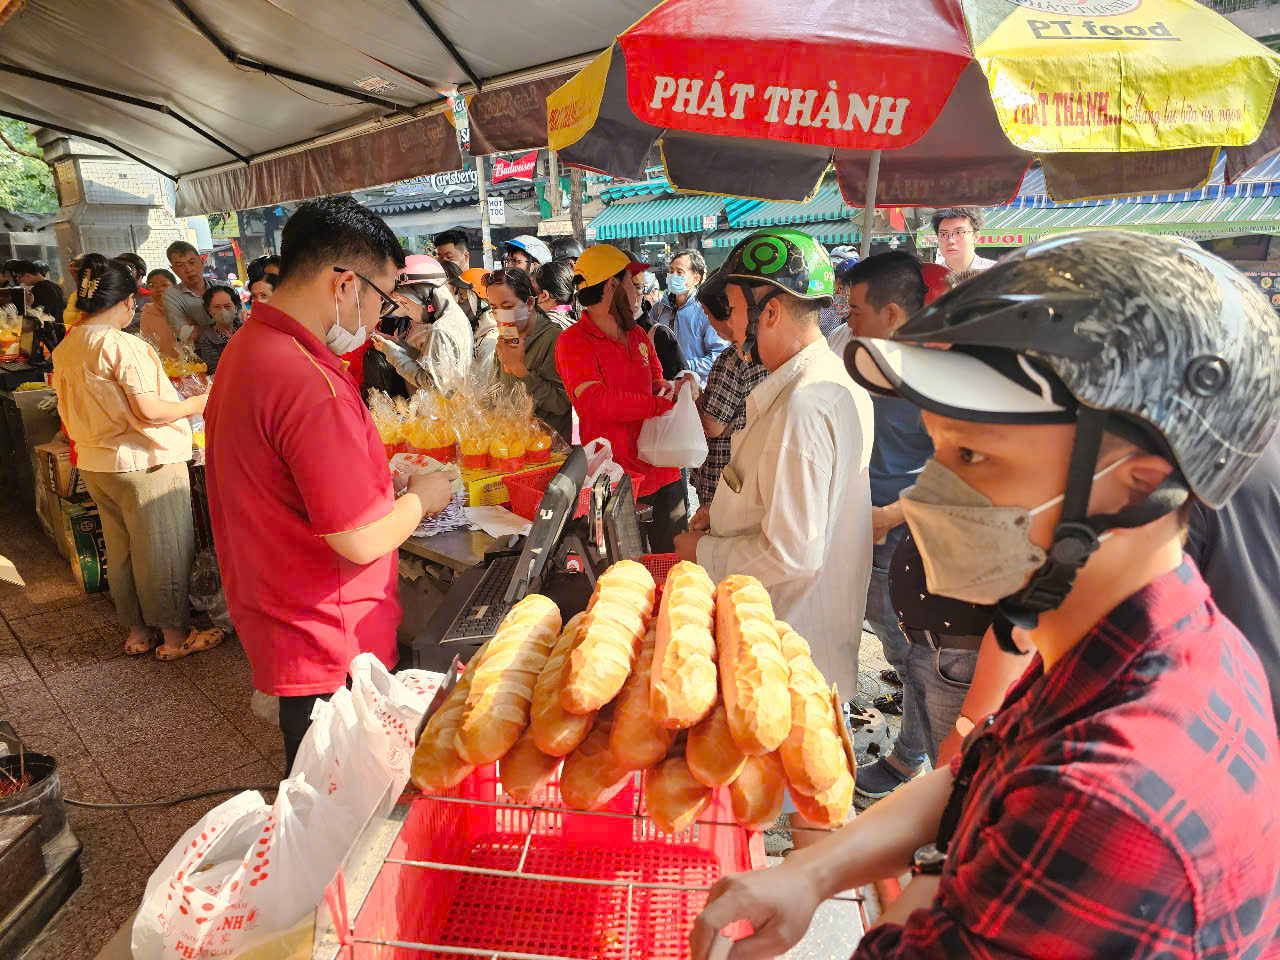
[131,655,441,960]
[583,438,624,485]
[638,388,708,468]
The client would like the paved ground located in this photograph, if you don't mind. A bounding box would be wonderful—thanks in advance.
[1,497,285,960]
[3,492,900,959]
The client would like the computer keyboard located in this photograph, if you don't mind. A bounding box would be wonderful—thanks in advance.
[443,554,521,642]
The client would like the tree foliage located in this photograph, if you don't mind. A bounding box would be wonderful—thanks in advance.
[0,117,58,214]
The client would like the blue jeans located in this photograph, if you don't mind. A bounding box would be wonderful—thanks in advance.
[865,563,930,771]
[902,643,977,766]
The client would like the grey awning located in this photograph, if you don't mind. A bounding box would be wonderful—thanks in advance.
[0,0,653,214]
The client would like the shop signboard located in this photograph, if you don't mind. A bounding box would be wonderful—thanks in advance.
[488,196,507,225]
[1242,268,1280,311]
[492,150,539,183]
[208,211,240,239]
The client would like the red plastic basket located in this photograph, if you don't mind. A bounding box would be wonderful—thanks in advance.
[640,553,679,592]
[507,468,646,522]
[351,766,764,959]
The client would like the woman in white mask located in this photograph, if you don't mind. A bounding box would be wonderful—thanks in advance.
[487,267,572,440]
[370,254,473,392]
[197,284,243,375]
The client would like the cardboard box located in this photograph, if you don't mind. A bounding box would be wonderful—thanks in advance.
[33,476,60,550]
[35,438,90,502]
[460,454,566,506]
[58,499,109,593]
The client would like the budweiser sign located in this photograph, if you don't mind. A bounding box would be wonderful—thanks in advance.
[492,150,538,183]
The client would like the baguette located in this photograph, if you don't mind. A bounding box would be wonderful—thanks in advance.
[776,621,811,663]
[686,701,747,787]
[780,649,846,796]
[559,708,633,811]
[730,753,786,831]
[562,561,656,714]
[650,561,718,728]
[610,624,676,769]
[716,576,791,756]
[500,729,561,803]
[411,648,485,793]
[644,755,713,835]
[530,613,596,756]
[455,594,562,764]
[790,765,854,830]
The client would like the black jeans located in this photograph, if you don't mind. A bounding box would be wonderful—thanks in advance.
[279,692,327,775]
[639,478,689,554]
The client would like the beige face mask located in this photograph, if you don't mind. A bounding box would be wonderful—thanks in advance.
[900,456,1132,606]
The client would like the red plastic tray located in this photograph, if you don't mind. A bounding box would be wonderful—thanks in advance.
[507,468,646,522]
[639,553,679,592]
[351,765,764,959]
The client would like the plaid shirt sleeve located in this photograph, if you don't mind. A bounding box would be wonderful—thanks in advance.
[856,781,1196,960]
[699,348,743,427]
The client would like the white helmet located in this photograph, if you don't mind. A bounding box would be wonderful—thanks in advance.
[502,235,552,266]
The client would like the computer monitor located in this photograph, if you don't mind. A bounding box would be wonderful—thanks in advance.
[503,445,587,602]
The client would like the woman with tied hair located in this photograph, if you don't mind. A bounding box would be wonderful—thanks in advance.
[196,284,242,375]
[51,254,224,661]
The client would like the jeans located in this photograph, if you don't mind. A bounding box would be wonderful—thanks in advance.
[640,478,689,554]
[902,644,978,765]
[279,693,327,776]
[865,563,930,771]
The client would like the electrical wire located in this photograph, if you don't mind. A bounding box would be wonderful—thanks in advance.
[64,784,281,810]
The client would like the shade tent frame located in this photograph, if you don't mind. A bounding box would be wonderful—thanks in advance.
[0,109,174,182]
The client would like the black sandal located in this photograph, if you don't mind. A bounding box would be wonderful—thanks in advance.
[873,691,905,716]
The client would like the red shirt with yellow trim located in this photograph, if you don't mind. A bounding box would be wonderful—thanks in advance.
[554,314,679,497]
[205,302,399,696]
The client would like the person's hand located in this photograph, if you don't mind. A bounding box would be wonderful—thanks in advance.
[188,393,209,415]
[675,371,701,401]
[872,503,904,545]
[654,379,676,400]
[370,332,389,355]
[673,529,706,562]
[390,291,423,325]
[689,862,824,960]
[689,504,711,534]
[496,335,529,378]
[407,470,454,515]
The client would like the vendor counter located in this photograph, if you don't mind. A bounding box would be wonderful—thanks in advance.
[400,528,502,572]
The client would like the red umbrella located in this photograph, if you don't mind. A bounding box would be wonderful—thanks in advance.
[548,0,1280,254]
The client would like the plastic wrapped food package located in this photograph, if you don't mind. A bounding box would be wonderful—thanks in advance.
[368,366,567,470]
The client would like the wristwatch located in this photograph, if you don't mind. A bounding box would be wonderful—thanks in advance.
[912,842,947,877]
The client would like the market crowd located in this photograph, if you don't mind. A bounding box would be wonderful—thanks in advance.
[34,196,1280,958]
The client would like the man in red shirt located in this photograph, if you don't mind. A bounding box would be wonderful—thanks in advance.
[691,232,1280,959]
[555,244,692,552]
[205,197,453,771]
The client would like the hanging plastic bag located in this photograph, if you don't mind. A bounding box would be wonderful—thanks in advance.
[637,387,708,468]
[583,438,624,485]
[131,655,441,959]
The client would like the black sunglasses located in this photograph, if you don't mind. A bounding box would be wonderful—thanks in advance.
[333,266,399,318]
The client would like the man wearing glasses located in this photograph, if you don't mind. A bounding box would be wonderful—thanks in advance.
[205,197,454,771]
[932,207,996,275]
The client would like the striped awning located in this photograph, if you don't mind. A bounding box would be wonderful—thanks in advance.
[586,193,726,241]
[917,195,1280,248]
[735,183,859,228]
[704,219,867,248]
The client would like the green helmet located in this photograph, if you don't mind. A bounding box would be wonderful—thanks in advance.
[718,229,835,303]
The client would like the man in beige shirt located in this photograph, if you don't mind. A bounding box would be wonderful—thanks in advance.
[674,230,874,699]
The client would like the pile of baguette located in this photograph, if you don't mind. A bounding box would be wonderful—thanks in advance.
[410,559,855,835]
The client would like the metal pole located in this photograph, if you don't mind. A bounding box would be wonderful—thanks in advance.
[548,150,562,218]
[860,150,881,259]
[477,156,494,271]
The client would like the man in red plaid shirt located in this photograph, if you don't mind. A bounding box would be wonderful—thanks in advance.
[692,232,1280,960]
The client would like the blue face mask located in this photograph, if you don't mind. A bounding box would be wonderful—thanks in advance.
[667,273,689,295]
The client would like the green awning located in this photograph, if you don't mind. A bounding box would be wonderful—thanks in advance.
[586,193,727,241]
[704,220,864,248]
[736,183,860,227]
[917,196,1280,248]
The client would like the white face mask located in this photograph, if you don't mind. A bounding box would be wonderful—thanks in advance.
[326,281,368,355]
[212,307,237,324]
[900,454,1133,606]
[494,302,531,333]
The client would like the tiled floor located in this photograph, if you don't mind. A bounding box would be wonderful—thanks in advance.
[0,497,282,960]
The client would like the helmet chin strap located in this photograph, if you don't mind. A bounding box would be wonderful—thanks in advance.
[992,407,1190,654]
[735,283,781,366]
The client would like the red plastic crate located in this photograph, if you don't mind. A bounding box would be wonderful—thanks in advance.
[640,553,679,592]
[350,765,764,959]
[507,468,645,522]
